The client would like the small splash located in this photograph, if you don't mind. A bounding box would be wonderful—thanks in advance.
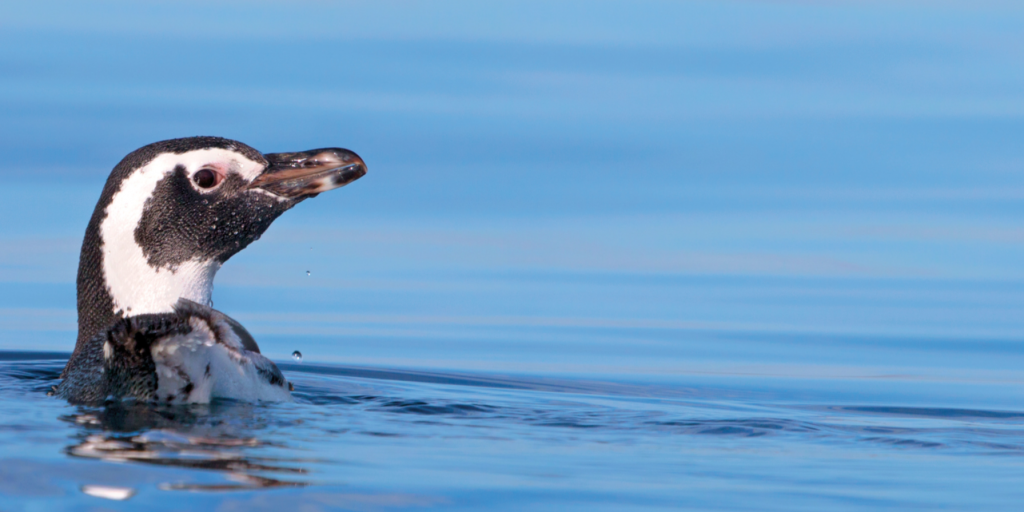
[292,351,303,362]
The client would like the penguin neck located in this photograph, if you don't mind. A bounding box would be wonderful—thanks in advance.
[72,221,221,372]
[77,241,219,340]
[105,257,220,315]
[75,211,221,349]
[79,227,220,311]
[99,231,221,316]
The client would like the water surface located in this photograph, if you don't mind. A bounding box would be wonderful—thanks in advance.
[2,1,1024,510]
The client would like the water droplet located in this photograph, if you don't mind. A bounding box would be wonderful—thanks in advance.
[291,351,302,362]
[306,270,310,276]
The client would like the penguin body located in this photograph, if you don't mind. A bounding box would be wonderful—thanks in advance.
[58,137,365,404]
[58,299,291,403]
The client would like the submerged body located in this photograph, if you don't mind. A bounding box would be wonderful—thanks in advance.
[58,137,365,404]
[59,300,291,403]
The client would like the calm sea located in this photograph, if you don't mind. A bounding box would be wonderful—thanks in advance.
[2,1,1024,510]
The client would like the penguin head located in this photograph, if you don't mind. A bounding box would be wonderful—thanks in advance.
[122,137,365,269]
[79,136,365,329]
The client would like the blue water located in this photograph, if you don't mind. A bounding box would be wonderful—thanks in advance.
[3,0,1024,509]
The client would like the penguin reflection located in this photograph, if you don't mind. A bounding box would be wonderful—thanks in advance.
[61,401,310,491]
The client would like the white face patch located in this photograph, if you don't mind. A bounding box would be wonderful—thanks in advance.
[100,148,266,315]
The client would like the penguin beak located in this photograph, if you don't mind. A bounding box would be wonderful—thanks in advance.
[250,148,366,199]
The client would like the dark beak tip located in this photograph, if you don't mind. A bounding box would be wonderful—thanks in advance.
[253,147,367,198]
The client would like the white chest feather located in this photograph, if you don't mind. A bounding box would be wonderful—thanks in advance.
[149,316,292,403]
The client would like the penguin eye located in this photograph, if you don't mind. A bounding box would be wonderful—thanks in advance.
[193,169,221,189]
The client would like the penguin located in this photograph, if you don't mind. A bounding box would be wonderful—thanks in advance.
[56,136,366,404]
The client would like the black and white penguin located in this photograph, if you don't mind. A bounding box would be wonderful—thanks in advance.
[57,136,366,404]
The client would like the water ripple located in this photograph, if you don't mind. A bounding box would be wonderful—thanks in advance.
[4,351,1024,501]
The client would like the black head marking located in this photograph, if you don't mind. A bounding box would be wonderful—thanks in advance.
[134,163,293,269]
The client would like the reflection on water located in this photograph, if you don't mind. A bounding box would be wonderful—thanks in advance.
[64,405,310,491]
[80,484,136,500]
[5,353,1024,509]
[8,358,312,494]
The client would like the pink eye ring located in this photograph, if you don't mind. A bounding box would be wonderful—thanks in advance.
[193,169,221,188]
